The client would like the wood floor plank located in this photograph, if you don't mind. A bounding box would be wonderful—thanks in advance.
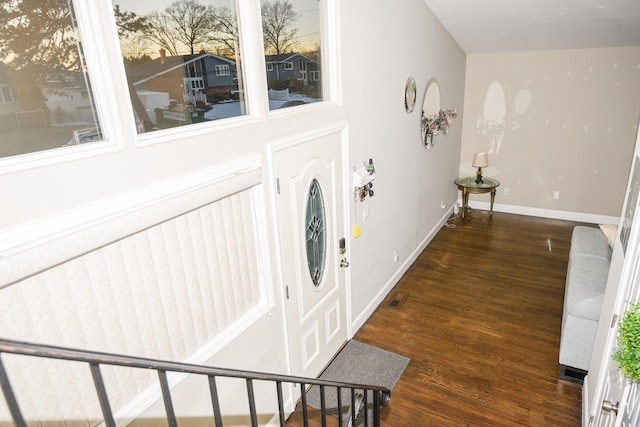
[288,211,583,426]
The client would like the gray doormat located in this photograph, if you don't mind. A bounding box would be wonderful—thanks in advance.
[306,340,410,425]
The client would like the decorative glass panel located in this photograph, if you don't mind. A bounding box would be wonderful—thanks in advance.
[261,0,324,110]
[115,0,247,133]
[0,1,104,158]
[305,178,326,287]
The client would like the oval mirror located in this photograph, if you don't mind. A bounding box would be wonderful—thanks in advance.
[421,78,441,149]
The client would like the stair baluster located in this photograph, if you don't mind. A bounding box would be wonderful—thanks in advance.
[0,338,390,427]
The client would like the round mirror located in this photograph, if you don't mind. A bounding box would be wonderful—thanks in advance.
[421,78,441,149]
[404,76,417,113]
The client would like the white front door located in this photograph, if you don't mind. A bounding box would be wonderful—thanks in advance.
[588,149,640,426]
[273,129,349,379]
[589,246,640,427]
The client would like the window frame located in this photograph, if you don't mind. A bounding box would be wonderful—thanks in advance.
[0,85,15,103]
[284,62,293,70]
[264,0,336,115]
[0,0,127,174]
[0,0,339,171]
[215,64,231,76]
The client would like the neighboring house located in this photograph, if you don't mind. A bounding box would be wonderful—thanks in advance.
[0,64,19,129]
[126,50,238,106]
[0,63,77,129]
[265,53,320,88]
[43,72,98,124]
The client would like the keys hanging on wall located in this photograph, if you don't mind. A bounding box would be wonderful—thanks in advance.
[359,182,374,202]
[353,158,375,202]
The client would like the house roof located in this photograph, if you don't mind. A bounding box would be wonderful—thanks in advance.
[265,53,317,64]
[126,53,235,86]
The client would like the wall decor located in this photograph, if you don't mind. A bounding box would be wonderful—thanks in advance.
[421,78,458,149]
[404,76,417,113]
[421,79,441,148]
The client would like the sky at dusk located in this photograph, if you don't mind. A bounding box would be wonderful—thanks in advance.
[115,0,320,53]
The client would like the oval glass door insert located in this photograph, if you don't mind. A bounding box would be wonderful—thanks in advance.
[305,178,327,287]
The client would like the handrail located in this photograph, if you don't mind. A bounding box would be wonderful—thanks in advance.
[0,338,390,427]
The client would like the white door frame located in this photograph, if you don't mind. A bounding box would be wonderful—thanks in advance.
[268,123,353,380]
[586,125,640,425]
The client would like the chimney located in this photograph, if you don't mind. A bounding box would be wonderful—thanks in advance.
[159,48,166,64]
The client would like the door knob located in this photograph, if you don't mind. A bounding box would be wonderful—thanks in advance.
[602,400,619,415]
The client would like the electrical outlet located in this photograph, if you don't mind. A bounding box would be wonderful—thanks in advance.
[440,201,446,209]
[553,191,560,200]
[363,206,370,221]
[503,187,510,195]
[393,250,399,262]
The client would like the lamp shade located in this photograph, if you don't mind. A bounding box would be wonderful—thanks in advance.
[472,152,489,168]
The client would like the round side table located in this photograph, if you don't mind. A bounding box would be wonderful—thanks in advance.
[454,177,500,219]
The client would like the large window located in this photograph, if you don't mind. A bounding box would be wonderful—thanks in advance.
[0,0,331,160]
[115,0,247,133]
[0,1,104,158]
[261,0,324,111]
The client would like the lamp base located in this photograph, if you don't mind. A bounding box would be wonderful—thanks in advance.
[475,168,484,184]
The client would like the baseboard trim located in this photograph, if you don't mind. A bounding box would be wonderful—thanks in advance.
[465,200,619,225]
[350,207,454,332]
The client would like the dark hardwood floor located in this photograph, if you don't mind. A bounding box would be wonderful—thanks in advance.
[289,210,584,426]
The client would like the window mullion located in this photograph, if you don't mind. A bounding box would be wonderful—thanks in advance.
[72,0,136,148]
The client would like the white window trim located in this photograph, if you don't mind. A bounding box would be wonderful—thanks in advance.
[0,85,15,103]
[131,0,267,143]
[321,0,340,103]
[0,0,128,174]
[0,0,341,171]
[268,0,339,116]
[266,63,273,71]
[284,62,293,70]
[0,155,262,287]
[215,64,230,76]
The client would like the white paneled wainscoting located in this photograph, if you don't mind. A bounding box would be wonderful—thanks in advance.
[0,157,275,425]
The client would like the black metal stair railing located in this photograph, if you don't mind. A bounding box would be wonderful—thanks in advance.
[0,338,391,427]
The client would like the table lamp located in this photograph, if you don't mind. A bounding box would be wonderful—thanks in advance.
[472,152,489,184]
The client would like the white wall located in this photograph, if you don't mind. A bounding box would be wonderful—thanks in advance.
[0,0,466,423]
[341,0,466,325]
[461,47,640,220]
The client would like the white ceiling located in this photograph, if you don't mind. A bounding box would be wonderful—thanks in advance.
[423,0,640,54]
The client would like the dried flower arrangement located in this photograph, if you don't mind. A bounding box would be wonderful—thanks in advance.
[421,108,458,137]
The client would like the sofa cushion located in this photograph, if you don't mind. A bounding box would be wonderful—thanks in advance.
[566,255,610,320]
[569,226,612,261]
[568,294,604,321]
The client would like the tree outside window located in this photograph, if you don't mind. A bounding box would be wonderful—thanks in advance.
[0,0,104,158]
[115,0,247,131]
[261,0,324,111]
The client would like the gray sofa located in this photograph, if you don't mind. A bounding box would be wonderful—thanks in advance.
[559,226,612,382]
